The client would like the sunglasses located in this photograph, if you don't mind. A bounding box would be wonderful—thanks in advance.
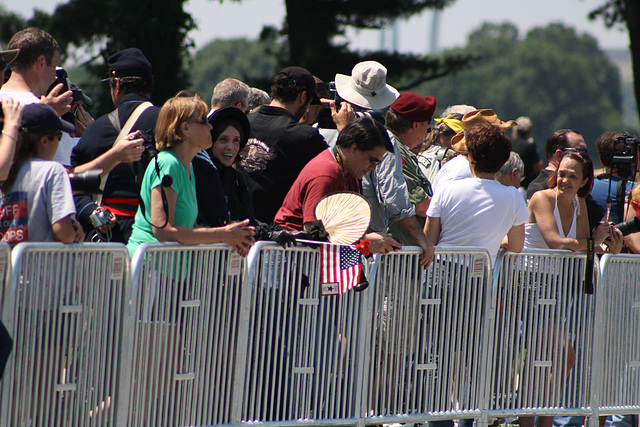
[191,116,208,125]
[562,147,590,159]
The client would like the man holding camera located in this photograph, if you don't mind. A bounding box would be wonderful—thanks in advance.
[0,27,71,113]
[592,131,637,224]
[70,48,160,243]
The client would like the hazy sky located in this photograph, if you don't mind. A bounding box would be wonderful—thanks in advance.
[2,0,631,55]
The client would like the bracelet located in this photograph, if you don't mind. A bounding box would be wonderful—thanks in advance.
[1,131,17,142]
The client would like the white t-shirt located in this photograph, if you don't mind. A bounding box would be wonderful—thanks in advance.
[431,154,471,191]
[427,177,529,265]
[0,88,39,104]
[0,158,76,245]
[53,135,79,167]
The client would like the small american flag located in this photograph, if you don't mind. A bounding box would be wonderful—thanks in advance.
[320,244,364,296]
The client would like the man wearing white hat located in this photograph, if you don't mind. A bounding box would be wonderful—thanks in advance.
[332,61,435,268]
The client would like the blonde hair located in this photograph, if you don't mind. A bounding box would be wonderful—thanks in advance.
[155,91,208,151]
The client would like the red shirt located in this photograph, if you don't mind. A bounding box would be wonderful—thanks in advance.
[274,149,360,231]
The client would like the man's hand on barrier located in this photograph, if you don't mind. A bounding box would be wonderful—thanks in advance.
[416,235,435,269]
[366,232,401,255]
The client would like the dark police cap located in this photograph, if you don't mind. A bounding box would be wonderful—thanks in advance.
[106,48,152,78]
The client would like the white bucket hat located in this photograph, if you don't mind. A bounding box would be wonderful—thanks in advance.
[334,61,399,110]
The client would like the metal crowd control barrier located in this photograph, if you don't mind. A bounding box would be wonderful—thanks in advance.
[234,241,371,424]
[488,249,599,425]
[0,242,130,427]
[595,254,640,418]
[121,242,247,427]
[364,247,493,426]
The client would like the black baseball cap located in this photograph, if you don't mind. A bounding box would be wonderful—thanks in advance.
[21,104,75,134]
[277,66,321,104]
[104,48,152,80]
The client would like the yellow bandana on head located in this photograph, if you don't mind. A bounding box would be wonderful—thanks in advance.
[434,114,463,134]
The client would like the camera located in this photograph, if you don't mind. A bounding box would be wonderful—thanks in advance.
[612,134,640,181]
[327,81,337,101]
[89,208,114,229]
[614,217,640,236]
[48,67,71,96]
[138,128,157,159]
[68,170,102,194]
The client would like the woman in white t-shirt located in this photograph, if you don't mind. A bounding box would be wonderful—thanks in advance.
[0,104,84,245]
[425,123,529,266]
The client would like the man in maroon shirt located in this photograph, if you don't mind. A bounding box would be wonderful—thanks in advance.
[274,118,402,255]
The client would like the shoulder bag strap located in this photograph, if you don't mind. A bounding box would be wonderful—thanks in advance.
[96,101,153,205]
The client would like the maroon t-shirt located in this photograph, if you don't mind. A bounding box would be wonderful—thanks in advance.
[274,149,359,231]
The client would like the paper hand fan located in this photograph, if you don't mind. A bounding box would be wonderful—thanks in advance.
[314,191,370,245]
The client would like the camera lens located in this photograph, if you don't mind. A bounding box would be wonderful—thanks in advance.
[614,217,640,236]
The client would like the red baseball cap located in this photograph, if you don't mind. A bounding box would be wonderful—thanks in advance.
[390,92,436,123]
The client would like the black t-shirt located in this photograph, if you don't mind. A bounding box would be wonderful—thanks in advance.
[238,105,327,223]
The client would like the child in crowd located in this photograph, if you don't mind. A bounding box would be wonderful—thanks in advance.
[0,103,84,245]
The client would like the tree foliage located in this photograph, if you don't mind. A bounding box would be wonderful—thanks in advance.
[417,22,624,158]
[235,0,472,87]
[589,0,640,126]
[7,0,196,115]
[190,38,278,100]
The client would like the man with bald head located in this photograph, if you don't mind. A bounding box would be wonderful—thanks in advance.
[527,129,604,229]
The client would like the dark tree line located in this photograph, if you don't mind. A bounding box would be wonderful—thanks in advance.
[589,0,640,125]
[1,0,471,115]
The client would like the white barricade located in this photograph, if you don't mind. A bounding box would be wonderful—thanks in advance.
[0,242,130,427]
[488,249,598,424]
[121,242,246,427]
[233,241,370,424]
[595,254,640,417]
[364,247,493,425]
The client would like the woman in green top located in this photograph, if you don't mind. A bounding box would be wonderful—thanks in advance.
[127,92,255,257]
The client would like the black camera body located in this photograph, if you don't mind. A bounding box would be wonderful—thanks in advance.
[612,134,640,181]
[138,128,157,159]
